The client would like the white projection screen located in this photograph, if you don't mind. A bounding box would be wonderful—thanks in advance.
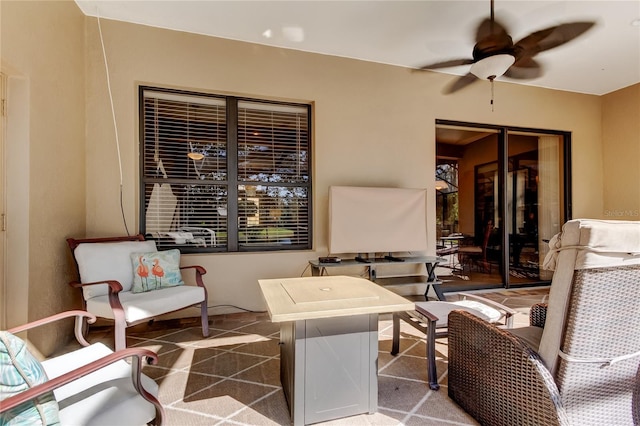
[328,186,428,255]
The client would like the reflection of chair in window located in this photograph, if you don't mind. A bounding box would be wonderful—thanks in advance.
[178,226,216,247]
[145,177,219,247]
[458,221,494,274]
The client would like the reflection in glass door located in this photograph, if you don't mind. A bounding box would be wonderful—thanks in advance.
[436,121,570,291]
[506,132,565,284]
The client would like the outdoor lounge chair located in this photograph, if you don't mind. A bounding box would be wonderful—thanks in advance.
[67,234,209,351]
[0,311,163,425]
[391,292,516,390]
[448,219,640,425]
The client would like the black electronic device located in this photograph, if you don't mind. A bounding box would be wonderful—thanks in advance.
[319,256,341,264]
[384,254,405,262]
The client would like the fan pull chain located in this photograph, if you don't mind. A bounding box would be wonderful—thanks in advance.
[490,77,495,111]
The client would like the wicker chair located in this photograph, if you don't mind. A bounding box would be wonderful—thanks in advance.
[448,219,640,426]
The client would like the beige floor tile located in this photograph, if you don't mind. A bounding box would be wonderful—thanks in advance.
[232,358,281,386]
[413,385,479,424]
[233,320,282,337]
[378,351,397,369]
[163,406,225,425]
[146,326,227,344]
[231,336,281,357]
[378,334,420,356]
[189,351,271,378]
[135,341,224,370]
[380,354,429,383]
[80,287,548,425]
[188,331,258,350]
[154,370,223,406]
[317,411,404,425]
[227,389,291,425]
[173,378,277,418]
[376,375,431,413]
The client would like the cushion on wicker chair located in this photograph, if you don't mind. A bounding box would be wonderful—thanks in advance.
[539,219,640,374]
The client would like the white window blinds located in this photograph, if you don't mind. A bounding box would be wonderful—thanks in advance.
[140,87,311,252]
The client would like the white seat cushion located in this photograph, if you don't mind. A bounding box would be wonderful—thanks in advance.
[452,300,503,323]
[86,285,205,324]
[42,343,158,426]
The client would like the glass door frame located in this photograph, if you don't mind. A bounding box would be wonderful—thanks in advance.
[436,119,572,289]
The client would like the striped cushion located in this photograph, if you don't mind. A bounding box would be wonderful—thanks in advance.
[0,331,60,425]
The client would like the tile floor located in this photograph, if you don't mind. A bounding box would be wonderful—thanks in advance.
[83,287,549,425]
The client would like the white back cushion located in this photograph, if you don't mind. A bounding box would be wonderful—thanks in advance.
[74,240,157,299]
[539,219,640,375]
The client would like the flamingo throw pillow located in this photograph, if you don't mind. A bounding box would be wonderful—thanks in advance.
[130,249,185,293]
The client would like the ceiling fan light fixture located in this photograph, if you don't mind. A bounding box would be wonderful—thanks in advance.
[470,54,515,80]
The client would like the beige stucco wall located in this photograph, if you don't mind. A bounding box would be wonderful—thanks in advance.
[3,1,638,354]
[602,83,640,219]
[83,18,605,317]
[1,0,86,355]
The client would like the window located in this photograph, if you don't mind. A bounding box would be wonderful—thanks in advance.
[140,87,312,253]
[435,160,459,239]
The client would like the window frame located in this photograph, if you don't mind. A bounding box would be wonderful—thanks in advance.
[138,85,313,253]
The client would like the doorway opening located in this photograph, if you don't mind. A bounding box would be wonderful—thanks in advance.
[435,120,571,292]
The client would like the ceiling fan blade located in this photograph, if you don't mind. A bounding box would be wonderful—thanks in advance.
[417,58,474,70]
[504,57,543,80]
[514,21,596,56]
[538,21,596,51]
[475,17,510,43]
[444,73,479,94]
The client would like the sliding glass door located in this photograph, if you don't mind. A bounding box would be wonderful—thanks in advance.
[435,121,570,290]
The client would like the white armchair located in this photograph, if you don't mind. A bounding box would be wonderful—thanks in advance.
[67,234,209,351]
[0,311,163,425]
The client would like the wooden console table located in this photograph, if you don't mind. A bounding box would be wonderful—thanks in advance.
[258,275,413,425]
[308,256,446,300]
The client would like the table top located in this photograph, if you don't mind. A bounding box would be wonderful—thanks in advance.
[258,275,414,323]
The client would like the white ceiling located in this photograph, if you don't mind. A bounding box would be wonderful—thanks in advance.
[75,0,640,95]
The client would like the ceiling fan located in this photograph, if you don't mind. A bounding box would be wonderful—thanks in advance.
[418,0,596,95]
